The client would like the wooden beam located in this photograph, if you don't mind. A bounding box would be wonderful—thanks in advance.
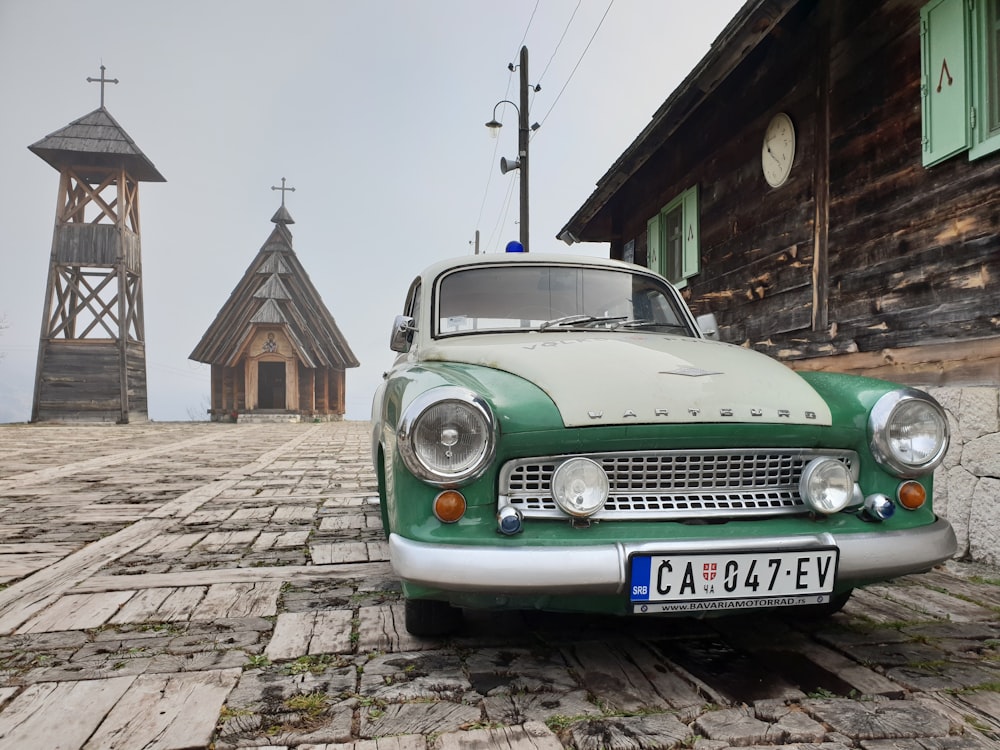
[811,22,830,332]
[788,337,1000,387]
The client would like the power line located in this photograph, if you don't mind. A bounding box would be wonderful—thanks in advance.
[537,0,582,85]
[147,360,208,381]
[516,0,541,58]
[476,0,538,240]
[475,127,504,231]
[477,0,610,245]
[486,174,519,253]
[535,0,614,129]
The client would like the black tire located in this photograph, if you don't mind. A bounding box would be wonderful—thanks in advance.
[404,598,462,637]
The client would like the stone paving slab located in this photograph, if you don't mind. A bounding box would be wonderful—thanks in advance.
[0,422,997,750]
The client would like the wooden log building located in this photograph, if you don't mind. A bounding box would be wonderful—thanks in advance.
[189,192,358,422]
[29,70,164,423]
[559,0,1000,388]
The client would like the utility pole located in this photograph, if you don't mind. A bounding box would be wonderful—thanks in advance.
[517,45,530,252]
[486,46,536,252]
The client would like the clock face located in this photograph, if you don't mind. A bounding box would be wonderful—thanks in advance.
[762,113,795,188]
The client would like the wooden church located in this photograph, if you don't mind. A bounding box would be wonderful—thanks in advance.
[189,184,358,422]
[29,67,164,423]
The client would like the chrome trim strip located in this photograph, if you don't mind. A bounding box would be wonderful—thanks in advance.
[388,517,956,595]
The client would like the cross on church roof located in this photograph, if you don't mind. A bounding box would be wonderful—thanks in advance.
[86,64,119,108]
[271,177,296,207]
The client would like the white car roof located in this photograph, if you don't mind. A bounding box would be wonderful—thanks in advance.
[416,252,655,285]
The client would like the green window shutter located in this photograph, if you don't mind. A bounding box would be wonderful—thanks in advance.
[647,214,662,276]
[681,185,700,279]
[921,0,969,166]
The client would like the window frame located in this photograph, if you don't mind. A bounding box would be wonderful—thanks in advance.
[646,185,700,288]
[969,0,1000,158]
[921,0,1000,166]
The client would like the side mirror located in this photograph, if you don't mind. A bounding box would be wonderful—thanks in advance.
[696,313,720,341]
[389,315,416,353]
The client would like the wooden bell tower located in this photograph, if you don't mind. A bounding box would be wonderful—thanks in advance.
[29,67,165,423]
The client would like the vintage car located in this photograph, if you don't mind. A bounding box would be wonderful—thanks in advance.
[371,251,956,636]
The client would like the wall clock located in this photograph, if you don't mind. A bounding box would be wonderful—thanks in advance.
[761,112,795,188]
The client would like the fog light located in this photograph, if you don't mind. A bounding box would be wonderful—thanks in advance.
[864,493,895,521]
[552,458,609,517]
[433,490,467,523]
[800,458,854,514]
[497,505,523,535]
[898,480,927,510]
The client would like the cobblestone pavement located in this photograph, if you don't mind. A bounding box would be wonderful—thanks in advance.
[0,421,998,750]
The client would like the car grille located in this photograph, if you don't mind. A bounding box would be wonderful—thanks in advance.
[498,449,859,521]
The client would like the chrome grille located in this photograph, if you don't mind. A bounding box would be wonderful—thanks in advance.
[499,449,858,520]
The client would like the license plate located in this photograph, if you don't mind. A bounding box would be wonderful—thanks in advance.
[629,548,838,614]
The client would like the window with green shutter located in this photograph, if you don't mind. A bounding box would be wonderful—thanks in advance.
[921,0,1000,166]
[970,0,1000,157]
[646,185,700,288]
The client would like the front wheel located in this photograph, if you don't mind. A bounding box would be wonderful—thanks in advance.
[404,598,462,637]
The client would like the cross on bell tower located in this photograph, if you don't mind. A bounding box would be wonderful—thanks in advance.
[270,177,296,225]
[271,177,295,206]
[28,70,165,423]
[86,64,119,107]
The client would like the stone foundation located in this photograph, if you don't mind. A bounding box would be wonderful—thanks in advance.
[237,413,302,424]
[928,386,1000,567]
[228,412,345,424]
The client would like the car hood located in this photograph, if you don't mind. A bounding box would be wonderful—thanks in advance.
[421,332,832,427]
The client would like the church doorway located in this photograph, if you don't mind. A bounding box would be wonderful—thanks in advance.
[258,361,286,409]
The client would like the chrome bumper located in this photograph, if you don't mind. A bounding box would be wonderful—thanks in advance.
[388,517,957,595]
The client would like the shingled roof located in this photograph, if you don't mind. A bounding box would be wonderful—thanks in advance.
[189,209,359,370]
[558,0,795,243]
[28,107,165,182]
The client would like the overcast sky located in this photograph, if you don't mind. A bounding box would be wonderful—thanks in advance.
[0,0,744,422]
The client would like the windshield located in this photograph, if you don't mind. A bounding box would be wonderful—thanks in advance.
[435,264,695,337]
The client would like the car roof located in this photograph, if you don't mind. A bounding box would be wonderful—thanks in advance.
[417,252,654,285]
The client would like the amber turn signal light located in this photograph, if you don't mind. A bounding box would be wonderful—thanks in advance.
[433,490,467,523]
[897,481,926,510]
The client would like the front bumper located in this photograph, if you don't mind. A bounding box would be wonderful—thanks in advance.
[388,516,957,595]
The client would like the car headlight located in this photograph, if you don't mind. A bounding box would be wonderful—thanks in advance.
[398,387,496,486]
[869,389,949,478]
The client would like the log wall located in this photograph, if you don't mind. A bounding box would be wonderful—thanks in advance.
[34,340,147,423]
[610,0,1000,382]
[54,225,140,270]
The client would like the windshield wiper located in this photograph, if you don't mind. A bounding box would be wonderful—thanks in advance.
[613,319,691,334]
[539,315,627,330]
[614,319,656,329]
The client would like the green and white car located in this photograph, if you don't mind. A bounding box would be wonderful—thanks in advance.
[371,252,956,636]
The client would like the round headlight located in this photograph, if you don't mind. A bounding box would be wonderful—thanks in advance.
[869,389,949,478]
[800,457,854,514]
[551,458,609,517]
[398,387,496,486]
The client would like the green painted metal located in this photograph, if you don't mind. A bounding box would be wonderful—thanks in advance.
[378,350,944,617]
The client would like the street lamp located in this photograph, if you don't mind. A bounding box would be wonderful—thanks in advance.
[485,100,523,174]
[485,46,538,252]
